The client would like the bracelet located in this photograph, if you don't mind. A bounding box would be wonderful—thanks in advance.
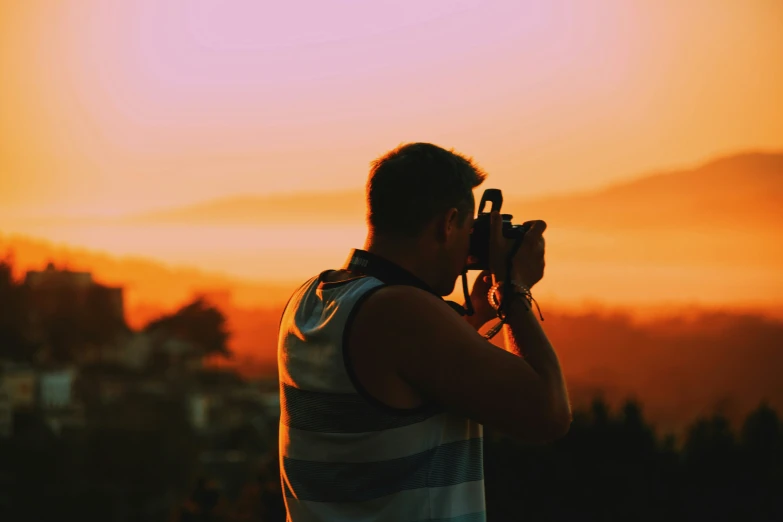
[487,281,545,322]
[487,281,532,311]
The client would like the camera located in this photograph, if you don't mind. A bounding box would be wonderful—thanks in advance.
[467,188,532,271]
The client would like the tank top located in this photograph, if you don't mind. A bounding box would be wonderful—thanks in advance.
[277,270,486,522]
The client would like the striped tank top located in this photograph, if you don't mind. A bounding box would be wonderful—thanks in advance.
[278,271,486,522]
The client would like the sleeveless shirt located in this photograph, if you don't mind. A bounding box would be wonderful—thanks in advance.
[277,271,486,521]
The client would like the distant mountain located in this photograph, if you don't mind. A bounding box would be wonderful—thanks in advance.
[124,189,366,225]
[504,152,783,232]
[121,151,783,233]
[5,151,779,315]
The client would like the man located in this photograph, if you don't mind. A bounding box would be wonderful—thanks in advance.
[277,143,572,521]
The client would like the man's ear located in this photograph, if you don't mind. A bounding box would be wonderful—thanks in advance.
[435,208,460,243]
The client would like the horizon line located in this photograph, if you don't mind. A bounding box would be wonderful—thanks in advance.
[3,147,781,221]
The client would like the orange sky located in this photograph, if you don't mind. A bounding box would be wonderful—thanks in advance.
[2,0,782,217]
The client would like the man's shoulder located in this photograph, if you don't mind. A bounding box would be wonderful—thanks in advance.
[282,272,385,316]
[359,284,443,312]
[350,284,461,342]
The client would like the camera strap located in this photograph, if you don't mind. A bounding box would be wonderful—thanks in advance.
[342,249,473,317]
[483,235,529,339]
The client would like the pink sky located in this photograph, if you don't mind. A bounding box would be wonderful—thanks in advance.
[2,0,782,216]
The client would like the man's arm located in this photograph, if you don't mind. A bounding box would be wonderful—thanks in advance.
[350,285,571,443]
[464,313,486,331]
[496,287,571,428]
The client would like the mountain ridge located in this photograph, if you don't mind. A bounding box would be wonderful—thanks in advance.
[117,151,783,229]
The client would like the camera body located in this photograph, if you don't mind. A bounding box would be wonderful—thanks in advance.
[467,188,532,271]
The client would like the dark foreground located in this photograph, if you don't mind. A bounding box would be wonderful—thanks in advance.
[1,398,781,522]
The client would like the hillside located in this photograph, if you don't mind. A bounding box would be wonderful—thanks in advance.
[505,152,783,232]
[120,151,783,233]
[0,234,299,311]
[113,151,783,274]
[124,189,366,225]
[2,233,782,433]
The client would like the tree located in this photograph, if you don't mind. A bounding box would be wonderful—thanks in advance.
[145,297,232,360]
[0,254,36,361]
[739,402,783,519]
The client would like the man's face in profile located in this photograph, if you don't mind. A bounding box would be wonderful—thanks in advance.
[435,197,476,296]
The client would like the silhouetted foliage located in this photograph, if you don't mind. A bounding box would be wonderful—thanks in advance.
[2,396,782,521]
[545,309,783,429]
[145,297,232,360]
[481,398,783,522]
[0,256,36,361]
[3,257,782,520]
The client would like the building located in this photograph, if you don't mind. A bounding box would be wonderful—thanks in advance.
[24,263,128,363]
[189,393,211,431]
[24,263,93,289]
[39,368,75,409]
[1,367,37,408]
[119,331,153,369]
[24,262,125,322]
[0,365,86,436]
[39,368,84,434]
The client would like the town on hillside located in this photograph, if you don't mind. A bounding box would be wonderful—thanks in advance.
[2,258,782,522]
[0,259,285,520]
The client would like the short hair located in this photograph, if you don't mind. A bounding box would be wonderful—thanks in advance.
[366,143,487,238]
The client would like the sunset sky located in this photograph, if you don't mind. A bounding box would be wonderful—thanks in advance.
[1,0,782,312]
[2,0,782,217]
[3,1,781,434]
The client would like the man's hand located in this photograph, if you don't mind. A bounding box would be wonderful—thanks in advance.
[489,211,546,289]
[465,269,496,330]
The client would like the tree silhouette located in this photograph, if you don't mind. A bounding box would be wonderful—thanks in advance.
[145,297,232,360]
[0,255,36,361]
[739,402,783,521]
[4,392,783,521]
[482,398,783,522]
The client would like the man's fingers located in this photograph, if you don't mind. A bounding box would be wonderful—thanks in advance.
[523,220,547,236]
[491,211,502,235]
[491,211,504,249]
[521,220,546,253]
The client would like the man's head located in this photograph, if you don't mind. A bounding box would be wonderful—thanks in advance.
[366,142,487,295]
